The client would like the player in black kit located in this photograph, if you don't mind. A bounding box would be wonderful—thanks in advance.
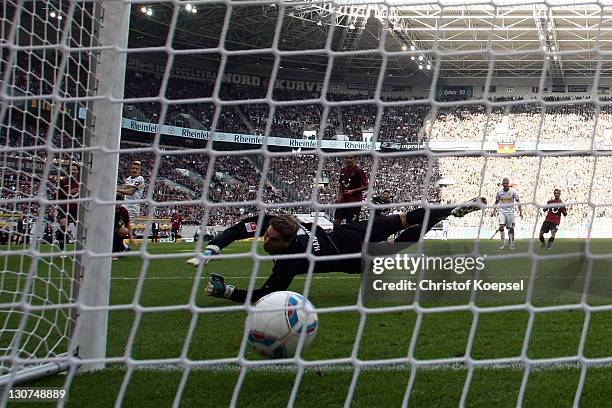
[187,198,486,303]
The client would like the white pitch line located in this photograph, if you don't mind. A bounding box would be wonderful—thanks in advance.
[114,361,612,372]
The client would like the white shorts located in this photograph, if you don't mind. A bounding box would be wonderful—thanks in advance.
[498,212,515,228]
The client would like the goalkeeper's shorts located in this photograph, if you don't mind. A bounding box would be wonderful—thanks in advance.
[332,214,404,252]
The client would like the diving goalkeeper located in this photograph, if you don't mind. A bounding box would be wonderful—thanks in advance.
[188,198,486,303]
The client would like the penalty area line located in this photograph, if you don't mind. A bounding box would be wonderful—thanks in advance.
[118,361,612,372]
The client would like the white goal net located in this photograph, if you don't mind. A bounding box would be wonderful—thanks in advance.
[1,0,612,406]
[0,0,99,382]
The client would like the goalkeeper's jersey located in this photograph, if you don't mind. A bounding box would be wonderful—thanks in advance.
[210,215,359,273]
[209,214,404,302]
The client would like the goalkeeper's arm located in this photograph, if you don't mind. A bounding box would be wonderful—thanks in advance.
[187,214,275,266]
[208,214,275,250]
[206,264,296,303]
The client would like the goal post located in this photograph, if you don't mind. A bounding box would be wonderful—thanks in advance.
[70,0,131,373]
[0,0,130,384]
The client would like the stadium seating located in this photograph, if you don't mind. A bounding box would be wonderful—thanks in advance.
[3,70,612,228]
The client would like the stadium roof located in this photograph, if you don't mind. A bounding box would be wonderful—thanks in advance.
[129,1,612,81]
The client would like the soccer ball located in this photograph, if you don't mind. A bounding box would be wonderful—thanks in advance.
[247,291,318,359]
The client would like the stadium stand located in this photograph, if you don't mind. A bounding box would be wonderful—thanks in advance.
[2,70,611,231]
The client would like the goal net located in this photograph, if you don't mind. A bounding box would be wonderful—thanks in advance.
[1,0,612,406]
[0,0,101,383]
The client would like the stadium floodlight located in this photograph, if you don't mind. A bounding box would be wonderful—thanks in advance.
[140,6,147,13]
[401,45,407,51]
[146,8,153,16]
[50,11,56,18]
[410,45,416,51]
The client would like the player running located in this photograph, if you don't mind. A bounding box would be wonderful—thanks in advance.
[538,188,567,250]
[493,178,523,250]
[186,197,486,303]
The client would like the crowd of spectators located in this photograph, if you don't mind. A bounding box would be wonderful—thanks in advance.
[428,97,612,144]
[107,147,442,226]
[114,147,282,226]
[266,154,439,205]
[427,105,505,142]
[3,144,611,232]
[436,155,612,229]
[8,62,612,147]
[124,70,430,143]
[3,66,612,233]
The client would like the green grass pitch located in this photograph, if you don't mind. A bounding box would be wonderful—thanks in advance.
[1,238,612,407]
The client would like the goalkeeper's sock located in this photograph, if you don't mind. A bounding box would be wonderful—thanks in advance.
[539,236,545,243]
[500,230,505,241]
[405,207,452,227]
[548,237,555,244]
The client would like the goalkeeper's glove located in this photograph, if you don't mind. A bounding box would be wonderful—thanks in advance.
[204,273,235,299]
[186,244,220,266]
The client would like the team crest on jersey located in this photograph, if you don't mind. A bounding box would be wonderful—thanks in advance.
[245,222,257,232]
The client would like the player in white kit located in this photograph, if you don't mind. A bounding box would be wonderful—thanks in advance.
[442,218,450,240]
[117,160,146,247]
[493,178,523,250]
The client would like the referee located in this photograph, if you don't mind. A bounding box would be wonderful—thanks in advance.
[188,197,486,303]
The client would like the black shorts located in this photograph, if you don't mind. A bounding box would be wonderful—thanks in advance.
[540,220,559,234]
[113,232,127,253]
[334,205,361,223]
